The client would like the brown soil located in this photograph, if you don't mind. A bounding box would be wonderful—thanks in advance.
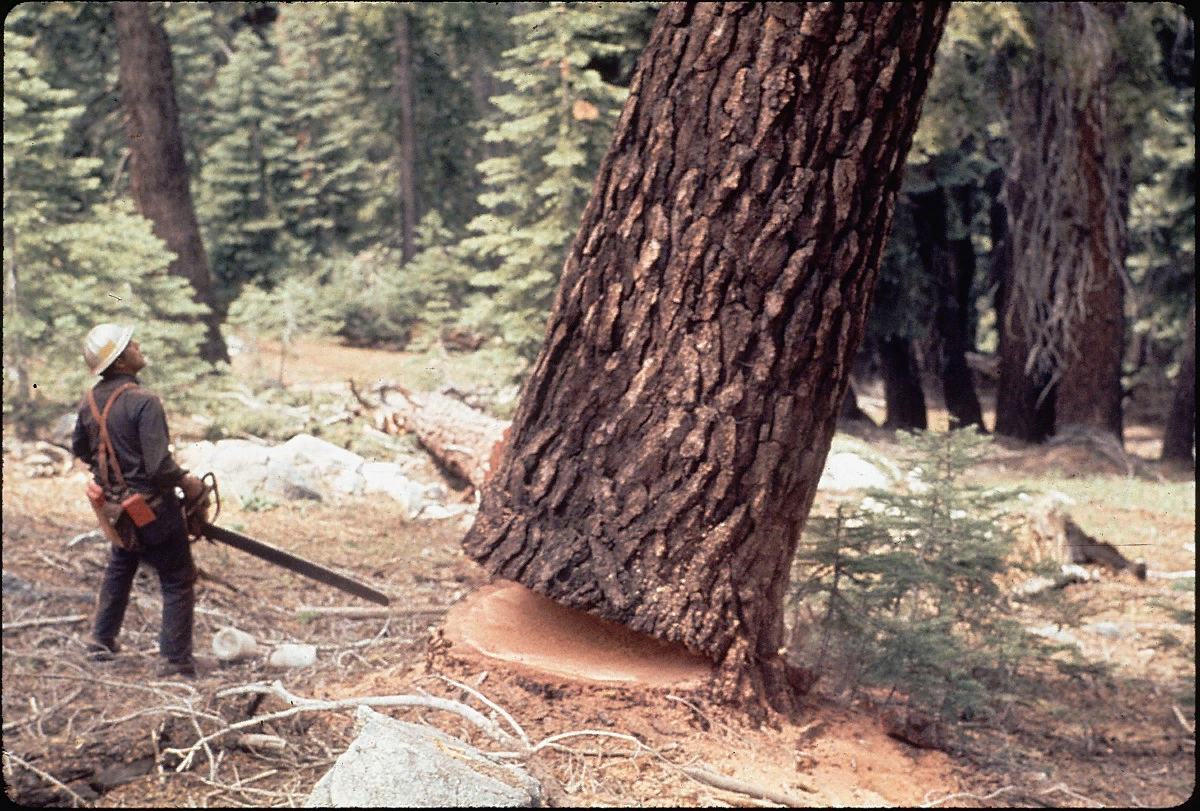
[2,340,1194,807]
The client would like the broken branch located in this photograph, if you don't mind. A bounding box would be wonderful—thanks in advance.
[2,615,87,632]
[682,765,813,806]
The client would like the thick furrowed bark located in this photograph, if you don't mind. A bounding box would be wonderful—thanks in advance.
[464,2,948,713]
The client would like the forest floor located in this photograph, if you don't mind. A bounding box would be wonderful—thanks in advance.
[2,338,1194,807]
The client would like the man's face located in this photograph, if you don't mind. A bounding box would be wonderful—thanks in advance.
[114,340,146,375]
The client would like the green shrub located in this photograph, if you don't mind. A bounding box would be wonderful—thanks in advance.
[789,427,1066,727]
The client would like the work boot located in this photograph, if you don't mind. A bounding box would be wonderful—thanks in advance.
[155,656,215,679]
[155,657,197,678]
[86,639,120,662]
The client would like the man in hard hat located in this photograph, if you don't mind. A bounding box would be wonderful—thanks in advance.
[72,323,211,678]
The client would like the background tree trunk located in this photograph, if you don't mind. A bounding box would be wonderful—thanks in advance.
[1051,19,1127,443]
[992,168,1055,442]
[881,337,928,430]
[1161,301,1196,462]
[464,2,948,715]
[392,10,416,262]
[839,382,874,426]
[913,186,984,430]
[994,3,1125,445]
[111,2,227,365]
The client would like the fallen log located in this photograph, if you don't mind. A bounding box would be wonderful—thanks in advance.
[373,389,511,490]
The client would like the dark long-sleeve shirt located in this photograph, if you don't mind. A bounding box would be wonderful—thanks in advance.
[72,374,188,496]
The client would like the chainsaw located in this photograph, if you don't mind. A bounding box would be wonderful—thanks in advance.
[183,473,390,606]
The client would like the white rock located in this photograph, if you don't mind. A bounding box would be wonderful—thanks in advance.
[269,643,317,668]
[818,452,893,492]
[272,435,366,496]
[178,440,271,504]
[306,706,539,807]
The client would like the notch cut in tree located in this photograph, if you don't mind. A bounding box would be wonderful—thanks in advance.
[463,2,949,716]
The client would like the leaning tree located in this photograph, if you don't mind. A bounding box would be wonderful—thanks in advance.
[464,2,948,714]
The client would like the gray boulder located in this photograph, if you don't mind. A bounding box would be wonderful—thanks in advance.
[305,706,539,807]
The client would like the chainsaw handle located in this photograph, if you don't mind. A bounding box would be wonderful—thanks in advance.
[184,471,220,534]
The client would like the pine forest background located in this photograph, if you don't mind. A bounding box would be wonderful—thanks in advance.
[3,2,1194,457]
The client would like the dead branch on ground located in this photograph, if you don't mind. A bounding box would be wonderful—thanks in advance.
[682,765,814,806]
[2,614,88,632]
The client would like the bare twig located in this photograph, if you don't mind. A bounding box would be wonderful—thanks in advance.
[923,785,1018,807]
[1172,705,1194,736]
[435,675,529,748]
[527,729,646,757]
[1041,781,1104,807]
[177,680,520,772]
[2,687,84,734]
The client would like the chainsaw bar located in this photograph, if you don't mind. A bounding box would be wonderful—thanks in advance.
[197,521,390,606]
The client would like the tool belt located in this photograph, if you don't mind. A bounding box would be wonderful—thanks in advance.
[85,383,163,550]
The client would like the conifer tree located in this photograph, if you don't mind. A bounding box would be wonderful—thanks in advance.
[460,2,652,360]
[194,28,303,294]
[790,428,1059,728]
[275,5,381,262]
[4,23,209,428]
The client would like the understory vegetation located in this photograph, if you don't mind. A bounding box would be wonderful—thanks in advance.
[789,429,1097,733]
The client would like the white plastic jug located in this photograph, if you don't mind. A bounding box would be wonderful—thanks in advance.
[269,643,317,668]
[212,627,258,662]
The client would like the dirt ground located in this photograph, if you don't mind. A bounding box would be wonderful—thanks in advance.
[2,339,1194,807]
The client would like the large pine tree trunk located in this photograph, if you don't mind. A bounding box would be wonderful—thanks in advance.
[992,170,1056,442]
[111,2,227,365]
[1051,19,1127,443]
[464,2,948,714]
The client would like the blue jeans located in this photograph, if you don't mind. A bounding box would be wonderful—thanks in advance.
[93,494,196,664]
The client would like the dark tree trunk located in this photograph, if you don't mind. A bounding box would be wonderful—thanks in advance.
[994,4,1125,445]
[992,168,1055,442]
[392,10,417,262]
[995,231,1056,441]
[1052,46,1126,443]
[881,337,928,430]
[912,187,984,431]
[463,2,948,715]
[111,2,227,365]
[839,382,874,426]
[1162,301,1196,462]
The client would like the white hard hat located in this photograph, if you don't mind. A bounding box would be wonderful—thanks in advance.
[84,323,135,375]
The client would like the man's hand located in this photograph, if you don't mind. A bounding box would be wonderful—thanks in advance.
[180,475,206,503]
[180,474,212,531]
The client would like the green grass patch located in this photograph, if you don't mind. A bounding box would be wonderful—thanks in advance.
[1047,477,1195,520]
